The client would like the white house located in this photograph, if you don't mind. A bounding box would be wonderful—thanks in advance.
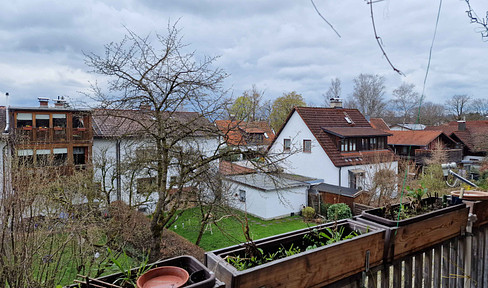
[224,172,322,220]
[268,105,398,193]
[91,109,221,211]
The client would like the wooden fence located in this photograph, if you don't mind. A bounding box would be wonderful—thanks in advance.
[325,224,488,288]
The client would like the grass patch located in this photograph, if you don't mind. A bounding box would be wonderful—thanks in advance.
[170,207,314,251]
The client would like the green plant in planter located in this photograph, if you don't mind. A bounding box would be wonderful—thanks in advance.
[406,185,428,212]
[304,226,358,250]
[326,203,352,221]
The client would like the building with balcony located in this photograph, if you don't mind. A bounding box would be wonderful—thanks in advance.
[2,97,92,176]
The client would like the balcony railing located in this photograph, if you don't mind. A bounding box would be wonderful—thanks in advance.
[14,127,91,143]
[415,148,463,165]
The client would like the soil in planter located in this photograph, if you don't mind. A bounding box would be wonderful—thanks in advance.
[225,225,360,271]
[374,196,455,221]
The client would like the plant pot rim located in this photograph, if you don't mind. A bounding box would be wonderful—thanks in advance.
[137,266,189,288]
[359,196,466,227]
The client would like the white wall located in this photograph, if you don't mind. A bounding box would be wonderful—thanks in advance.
[92,135,221,211]
[269,111,340,185]
[226,180,308,220]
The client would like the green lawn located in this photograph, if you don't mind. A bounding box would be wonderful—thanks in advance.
[170,207,315,251]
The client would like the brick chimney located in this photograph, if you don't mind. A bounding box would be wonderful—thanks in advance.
[53,96,66,108]
[458,120,466,131]
[330,98,343,108]
[38,97,49,107]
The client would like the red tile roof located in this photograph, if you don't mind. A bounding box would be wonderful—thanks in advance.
[272,107,395,167]
[215,120,275,146]
[369,118,390,131]
[425,121,488,152]
[219,160,255,175]
[388,130,453,146]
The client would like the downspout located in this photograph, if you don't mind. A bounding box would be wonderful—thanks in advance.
[116,139,121,201]
[339,166,342,187]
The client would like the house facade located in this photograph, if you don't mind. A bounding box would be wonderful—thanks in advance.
[215,120,275,161]
[91,109,221,211]
[268,106,398,193]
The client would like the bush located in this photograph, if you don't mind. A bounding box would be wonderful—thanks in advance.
[319,203,330,216]
[302,206,315,220]
[327,203,352,221]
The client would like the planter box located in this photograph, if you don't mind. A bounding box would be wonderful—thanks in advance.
[358,197,469,260]
[69,255,222,288]
[205,219,385,288]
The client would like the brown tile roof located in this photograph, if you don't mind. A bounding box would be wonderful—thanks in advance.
[219,160,255,175]
[215,120,275,146]
[388,130,449,146]
[425,121,488,152]
[271,107,395,167]
[92,109,217,138]
[369,118,390,131]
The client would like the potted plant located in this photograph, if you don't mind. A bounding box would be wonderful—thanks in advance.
[358,187,469,260]
[205,219,385,288]
[22,125,32,130]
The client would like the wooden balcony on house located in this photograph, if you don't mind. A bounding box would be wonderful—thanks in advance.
[415,148,463,165]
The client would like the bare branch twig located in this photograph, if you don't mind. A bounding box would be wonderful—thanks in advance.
[310,0,341,38]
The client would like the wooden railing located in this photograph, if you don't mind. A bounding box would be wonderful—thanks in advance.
[325,223,488,288]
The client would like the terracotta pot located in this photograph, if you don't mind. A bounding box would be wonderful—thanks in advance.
[137,266,189,288]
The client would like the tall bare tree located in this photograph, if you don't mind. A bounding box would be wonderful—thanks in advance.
[323,77,342,106]
[390,82,421,125]
[228,85,267,122]
[418,101,447,126]
[348,73,387,117]
[445,94,471,120]
[84,23,231,260]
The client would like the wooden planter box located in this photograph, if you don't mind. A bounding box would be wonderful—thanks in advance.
[205,219,385,288]
[358,197,469,260]
[69,255,222,288]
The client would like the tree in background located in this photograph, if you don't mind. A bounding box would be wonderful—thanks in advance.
[418,101,447,126]
[445,94,471,120]
[390,82,421,124]
[347,74,387,117]
[468,97,488,120]
[323,77,342,107]
[228,85,268,122]
[270,91,306,132]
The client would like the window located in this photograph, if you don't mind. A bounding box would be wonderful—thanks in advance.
[349,170,365,190]
[303,140,311,153]
[283,138,291,152]
[52,114,66,128]
[17,149,34,166]
[53,148,68,166]
[17,113,33,128]
[35,114,50,128]
[239,189,246,202]
[36,149,51,166]
[73,147,86,165]
[137,177,156,195]
[73,115,85,128]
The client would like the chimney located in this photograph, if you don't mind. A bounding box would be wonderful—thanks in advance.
[53,96,66,108]
[139,102,151,111]
[38,97,49,107]
[458,120,466,131]
[330,98,343,108]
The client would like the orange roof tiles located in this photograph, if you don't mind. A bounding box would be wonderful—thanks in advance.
[215,120,275,146]
[369,118,390,131]
[388,130,448,146]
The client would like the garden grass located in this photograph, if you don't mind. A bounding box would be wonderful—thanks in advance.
[170,207,315,251]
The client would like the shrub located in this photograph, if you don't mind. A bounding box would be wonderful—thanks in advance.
[319,203,330,216]
[302,206,315,220]
[327,203,352,221]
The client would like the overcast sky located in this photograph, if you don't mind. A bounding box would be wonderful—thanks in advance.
[0,0,487,108]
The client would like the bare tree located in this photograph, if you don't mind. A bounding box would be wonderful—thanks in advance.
[418,101,447,126]
[349,74,387,117]
[323,78,342,106]
[390,82,421,125]
[470,97,488,117]
[445,94,471,120]
[84,23,231,260]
